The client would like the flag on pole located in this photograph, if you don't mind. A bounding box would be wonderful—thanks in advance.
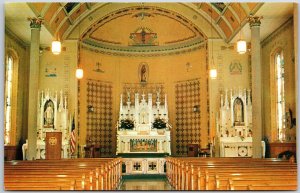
[70,116,76,155]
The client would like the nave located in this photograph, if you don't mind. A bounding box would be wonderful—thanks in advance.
[3,2,298,191]
[4,156,297,191]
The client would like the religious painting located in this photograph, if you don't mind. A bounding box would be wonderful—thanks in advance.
[130,139,157,152]
[138,62,149,84]
[129,27,158,46]
[44,100,54,128]
[229,60,242,75]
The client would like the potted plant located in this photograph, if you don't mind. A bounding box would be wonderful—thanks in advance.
[120,118,134,130]
[152,118,166,134]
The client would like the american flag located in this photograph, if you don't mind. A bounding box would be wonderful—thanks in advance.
[70,116,76,155]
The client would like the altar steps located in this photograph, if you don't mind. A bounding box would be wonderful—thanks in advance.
[119,178,173,190]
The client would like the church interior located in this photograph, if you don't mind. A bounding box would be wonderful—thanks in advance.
[3,2,298,191]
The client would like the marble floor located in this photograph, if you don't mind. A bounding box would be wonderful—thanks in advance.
[119,179,173,191]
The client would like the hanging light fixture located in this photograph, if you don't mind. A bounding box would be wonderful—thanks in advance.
[52,22,61,55]
[76,20,83,79]
[51,40,61,55]
[209,3,217,79]
[236,4,247,54]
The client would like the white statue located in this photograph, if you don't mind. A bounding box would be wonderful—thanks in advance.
[234,99,243,123]
[44,103,54,126]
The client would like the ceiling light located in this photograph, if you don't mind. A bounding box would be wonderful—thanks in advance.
[236,4,246,54]
[76,68,83,79]
[210,68,217,79]
[237,39,247,54]
[51,40,61,55]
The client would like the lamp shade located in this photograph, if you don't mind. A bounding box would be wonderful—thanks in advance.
[52,40,61,55]
[76,68,84,79]
[210,68,217,79]
[237,39,247,54]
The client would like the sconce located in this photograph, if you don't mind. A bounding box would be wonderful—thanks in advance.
[87,105,94,113]
[193,105,200,113]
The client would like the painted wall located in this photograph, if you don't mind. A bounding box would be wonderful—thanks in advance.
[78,46,208,155]
[39,40,78,127]
[261,18,296,142]
[208,39,251,149]
[5,30,30,147]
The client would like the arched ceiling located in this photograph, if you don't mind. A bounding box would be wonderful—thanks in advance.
[5,2,294,56]
[26,2,263,56]
[28,2,263,41]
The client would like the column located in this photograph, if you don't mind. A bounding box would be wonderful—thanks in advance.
[27,17,43,160]
[248,15,263,158]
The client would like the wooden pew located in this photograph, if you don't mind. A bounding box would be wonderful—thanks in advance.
[4,158,122,191]
[166,157,297,191]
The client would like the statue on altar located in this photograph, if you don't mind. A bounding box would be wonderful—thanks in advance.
[116,90,171,155]
[44,101,54,127]
[22,89,70,160]
[233,98,244,125]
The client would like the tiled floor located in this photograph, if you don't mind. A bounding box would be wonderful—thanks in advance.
[119,179,173,190]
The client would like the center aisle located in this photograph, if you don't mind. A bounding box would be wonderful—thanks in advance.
[119,178,173,190]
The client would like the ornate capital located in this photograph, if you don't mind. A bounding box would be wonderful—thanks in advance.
[28,16,43,29]
[248,15,263,28]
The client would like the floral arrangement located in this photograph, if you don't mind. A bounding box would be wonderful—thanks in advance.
[120,118,134,130]
[152,118,167,129]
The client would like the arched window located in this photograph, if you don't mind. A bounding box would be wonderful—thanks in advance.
[275,51,285,141]
[5,56,13,145]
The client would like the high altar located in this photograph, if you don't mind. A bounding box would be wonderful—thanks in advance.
[117,91,171,174]
[22,89,70,160]
[215,88,265,157]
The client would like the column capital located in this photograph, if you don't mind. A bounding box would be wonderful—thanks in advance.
[248,15,263,28]
[28,16,43,29]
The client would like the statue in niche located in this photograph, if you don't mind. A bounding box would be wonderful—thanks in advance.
[234,98,244,125]
[139,63,148,84]
[44,100,54,127]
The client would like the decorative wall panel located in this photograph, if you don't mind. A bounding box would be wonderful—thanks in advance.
[174,79,201,156]
[86,79,113,157]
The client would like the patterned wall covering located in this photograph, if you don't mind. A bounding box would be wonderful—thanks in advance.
[86,79,113,157]
[174,79,201,156]
[122,83,165,105]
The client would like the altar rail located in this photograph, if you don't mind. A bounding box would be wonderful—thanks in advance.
[166,157,297,190]
[4,158,122,190]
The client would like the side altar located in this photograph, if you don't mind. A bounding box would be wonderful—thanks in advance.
[215,88,265,157]
[22,90,70,160]
[116,90,171,175]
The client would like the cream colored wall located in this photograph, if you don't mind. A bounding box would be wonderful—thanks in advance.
[208,39,250,147]
[261,18,295,142]
[5,31,30,146]
[79,46,208,153]
[39,40,78,134]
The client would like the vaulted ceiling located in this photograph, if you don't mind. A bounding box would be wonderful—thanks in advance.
[26,2,262,41]
[5,2,294,55]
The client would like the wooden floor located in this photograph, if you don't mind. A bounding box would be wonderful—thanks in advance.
[119,179,173,190]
